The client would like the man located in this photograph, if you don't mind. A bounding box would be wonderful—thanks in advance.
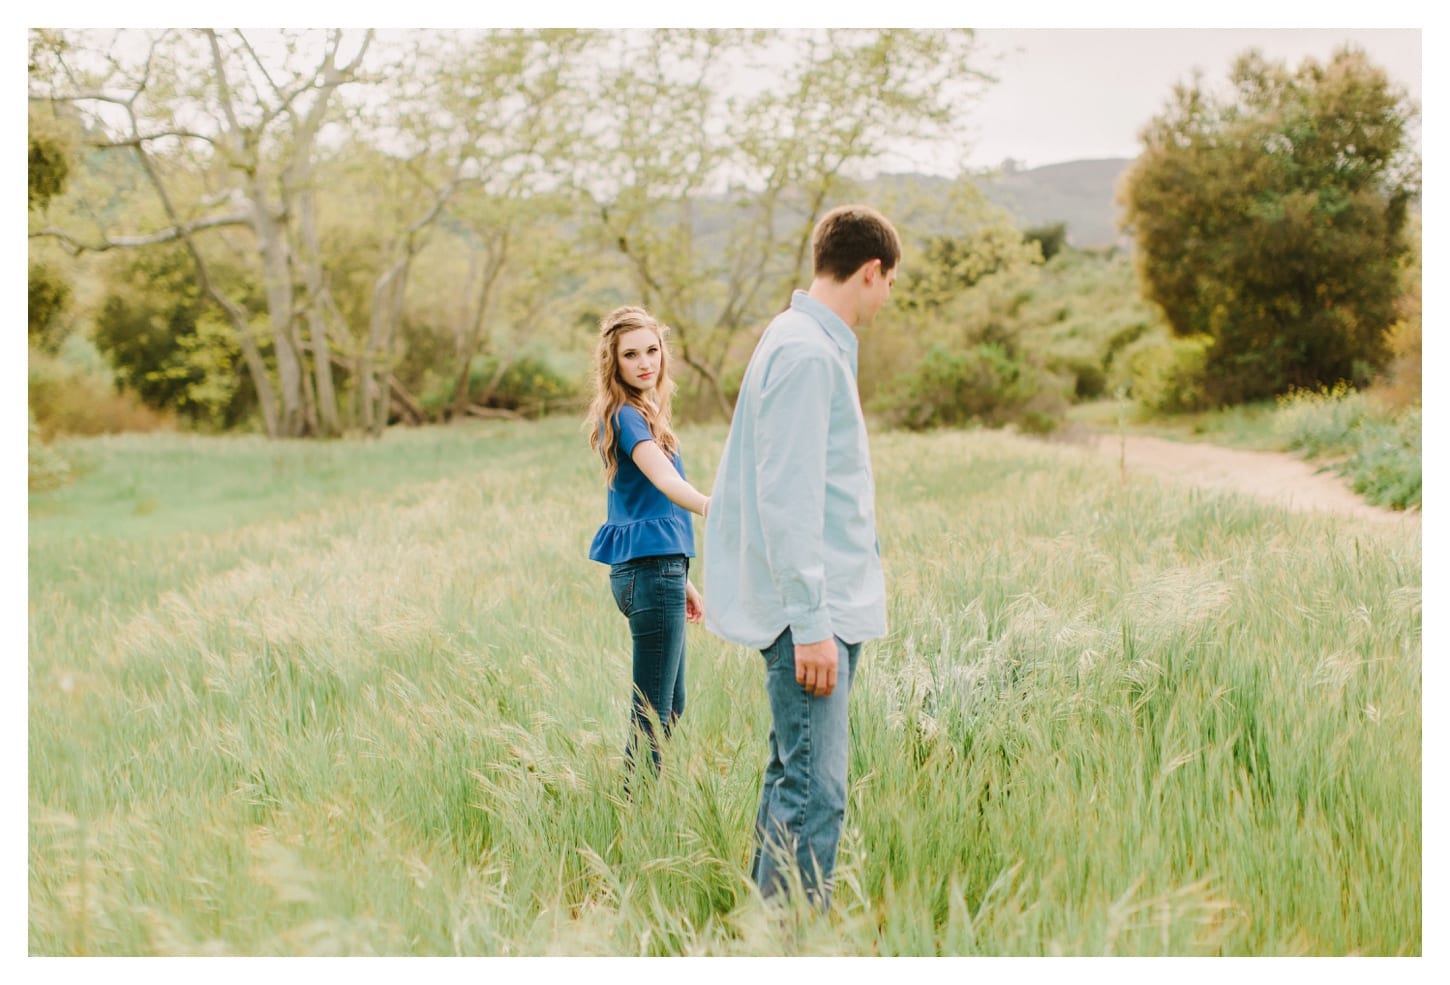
[703,204,899,910]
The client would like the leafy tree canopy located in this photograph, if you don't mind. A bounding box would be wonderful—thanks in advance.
[1118,45,1419,405]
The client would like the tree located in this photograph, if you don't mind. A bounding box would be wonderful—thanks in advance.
[30,29,599,437]
[418,30,592,423]
[579,28,992,418]
[29,28,376,437]
[1023,222,1068,262]
[1118,46,1419,405]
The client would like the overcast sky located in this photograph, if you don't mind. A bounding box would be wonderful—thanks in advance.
[961,28,1422,170]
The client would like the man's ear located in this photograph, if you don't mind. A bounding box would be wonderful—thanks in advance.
[860,258,882,284]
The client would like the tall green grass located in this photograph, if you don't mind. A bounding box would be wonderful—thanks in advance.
[28,419,1421,954]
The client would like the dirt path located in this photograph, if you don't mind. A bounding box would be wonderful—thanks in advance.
[1073,431,1418,527]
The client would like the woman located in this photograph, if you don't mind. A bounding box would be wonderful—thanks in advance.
[586,306,709,775]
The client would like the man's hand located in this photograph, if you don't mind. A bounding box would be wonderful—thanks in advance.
[794,637,838,697]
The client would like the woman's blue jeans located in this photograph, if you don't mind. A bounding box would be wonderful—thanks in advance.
[608,554,688,772]
[751,627,861,911]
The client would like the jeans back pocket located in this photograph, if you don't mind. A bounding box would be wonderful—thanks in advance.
[609,566,636,616]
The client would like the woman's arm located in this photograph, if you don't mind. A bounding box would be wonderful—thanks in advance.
[631,440,710,516]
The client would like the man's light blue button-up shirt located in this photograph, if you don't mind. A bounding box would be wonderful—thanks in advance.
[703,290,887,650]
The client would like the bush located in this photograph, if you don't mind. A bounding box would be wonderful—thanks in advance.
[419,352,581,419]
[1046,349,1108,401]
[873,343,1067,434]
[1123,334,1211,413]
[1342,410,1420,510]
[91,245,263,429]
[1273,382,1373,457]
[30,346,176,438]
[1272,383,1420,510]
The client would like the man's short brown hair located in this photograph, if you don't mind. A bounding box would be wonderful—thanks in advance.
[812,204,901,283]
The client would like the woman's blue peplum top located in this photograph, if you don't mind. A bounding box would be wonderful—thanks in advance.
[588,404,695,564]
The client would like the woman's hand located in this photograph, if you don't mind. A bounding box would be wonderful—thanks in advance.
[685,580,704,623]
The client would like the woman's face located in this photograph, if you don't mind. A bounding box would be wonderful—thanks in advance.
[615,326,662,392]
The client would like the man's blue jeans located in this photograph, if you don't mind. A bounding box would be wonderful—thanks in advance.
[751,627,861,910]
[608,554,688,772]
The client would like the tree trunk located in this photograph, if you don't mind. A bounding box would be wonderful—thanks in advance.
[449,237,509,417]
[361,255,409,435]
[250,177,307,436]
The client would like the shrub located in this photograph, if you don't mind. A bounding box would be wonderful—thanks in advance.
[419,352,581,419]
[30,346,176,438]
[1271,383,1420,510]
[873,343,1067,434]
[1342,409,1420,510]
[1273,382,1373,457]
[1046,349,1108,401]
[1123,334,1211,413]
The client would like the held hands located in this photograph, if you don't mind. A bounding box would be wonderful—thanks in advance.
[794,637,838,698]
[685,580,704,624]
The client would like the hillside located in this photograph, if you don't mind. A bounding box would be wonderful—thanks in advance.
[871,158,1134,249]
[976,158,1134,248]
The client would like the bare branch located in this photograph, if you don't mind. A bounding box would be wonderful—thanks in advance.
[237,29,285,102]
[30,212,252,254]
[88,128,217,149]
[204,30,246,142]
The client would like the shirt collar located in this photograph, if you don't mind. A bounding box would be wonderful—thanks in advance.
[789,290,858,375]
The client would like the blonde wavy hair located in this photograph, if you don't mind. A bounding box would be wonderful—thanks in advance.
[586,305,680,488]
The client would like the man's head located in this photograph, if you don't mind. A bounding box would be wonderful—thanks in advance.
[810,204,901,327]
[812,204,901,282]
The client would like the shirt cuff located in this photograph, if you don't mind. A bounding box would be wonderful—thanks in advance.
[789,612,833,647]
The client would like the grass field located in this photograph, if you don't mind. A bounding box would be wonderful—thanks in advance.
[28,418,1422,955]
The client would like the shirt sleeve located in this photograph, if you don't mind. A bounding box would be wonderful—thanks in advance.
[753,345,834,645]
[614,405,654,458]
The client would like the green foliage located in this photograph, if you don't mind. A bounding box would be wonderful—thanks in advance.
[860,185,1068,433]
[874,343,1067,434]
[1272,384,1420,510]
[28,259,72,353]
[900,225,1043,313]
[1119,46,1419,405]
[1340,410,1420,510]
[27,104,72,212]
[91,246,261,429]
[1122,334,1212,414]
[1273,382,1374,456]
[169,315,247,430]
[419,352,582,419]
[1023,222,1068,262]
[976,246,1173,407]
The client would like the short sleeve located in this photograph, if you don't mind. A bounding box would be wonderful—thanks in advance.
[613,405,655,458]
